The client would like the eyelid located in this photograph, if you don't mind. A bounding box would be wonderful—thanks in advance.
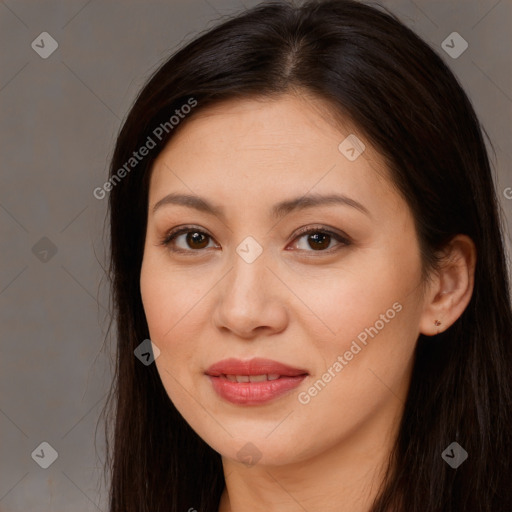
[159,225,219,251]
[286,225,352,251]
[159,224,351,254]
[161,225,210,244]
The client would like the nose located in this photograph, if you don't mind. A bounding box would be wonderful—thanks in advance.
[212,248,289,339]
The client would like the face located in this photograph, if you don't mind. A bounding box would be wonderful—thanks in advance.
[140,93,428,467]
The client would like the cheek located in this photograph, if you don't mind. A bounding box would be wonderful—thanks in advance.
[319,255,421,373]
[140,252,204,341]
[140,260,200,407]
[289,245,422,349]
[289,244,423,419]
[140,262,189,394]
[140,254,216,397]
[290,281,420,458]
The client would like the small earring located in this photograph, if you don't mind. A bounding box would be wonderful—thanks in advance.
[434,320,442,326]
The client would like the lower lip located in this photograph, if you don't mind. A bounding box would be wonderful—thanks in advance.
[207,375,308,405]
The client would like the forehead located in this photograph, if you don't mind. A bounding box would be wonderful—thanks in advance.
[148,93,401,216]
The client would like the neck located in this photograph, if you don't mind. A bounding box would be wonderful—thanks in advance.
[218,403,401,512]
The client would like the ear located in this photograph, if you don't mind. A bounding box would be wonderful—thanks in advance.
[419,234,477,336]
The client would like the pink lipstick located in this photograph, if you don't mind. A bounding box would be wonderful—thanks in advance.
[205,357,308,405]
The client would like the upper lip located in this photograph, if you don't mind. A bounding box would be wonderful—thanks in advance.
[205,357,308,377]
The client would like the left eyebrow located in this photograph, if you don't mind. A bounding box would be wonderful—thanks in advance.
[151,192,371,219]
[271,192,372,219]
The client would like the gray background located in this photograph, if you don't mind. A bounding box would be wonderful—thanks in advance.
[1,0,511,510]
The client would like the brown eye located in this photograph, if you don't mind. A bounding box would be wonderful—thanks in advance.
[306,232,331,250]
[161,227,217,253]
[291,228,349,253]
[185,231,210,249]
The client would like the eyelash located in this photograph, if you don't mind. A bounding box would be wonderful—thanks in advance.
[158,225,351,255]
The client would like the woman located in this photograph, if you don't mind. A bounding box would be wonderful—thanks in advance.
[103,1,512,510]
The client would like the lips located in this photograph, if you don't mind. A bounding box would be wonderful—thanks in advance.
[205,358,308,405]
[206,357,308,377]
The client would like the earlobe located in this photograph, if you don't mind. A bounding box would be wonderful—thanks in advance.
[419,235,476,336]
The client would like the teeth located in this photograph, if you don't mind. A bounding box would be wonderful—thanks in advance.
[249,374,267,382]
[223,374,282,382]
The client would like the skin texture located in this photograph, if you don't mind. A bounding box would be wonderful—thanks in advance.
[139,92,476,512]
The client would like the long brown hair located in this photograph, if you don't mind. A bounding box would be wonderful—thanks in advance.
[102,1,512,510]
